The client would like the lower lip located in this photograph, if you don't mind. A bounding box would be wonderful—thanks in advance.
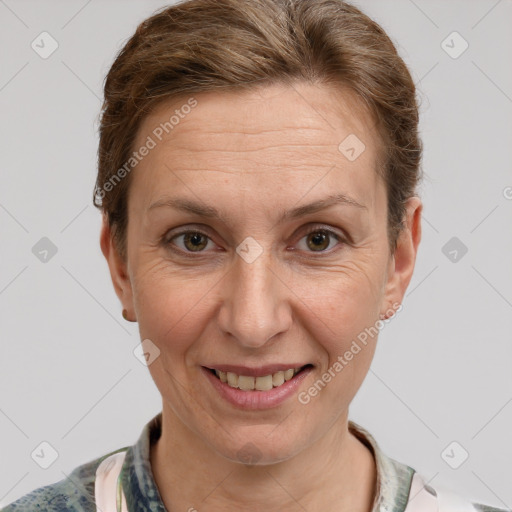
[202,366,313,410]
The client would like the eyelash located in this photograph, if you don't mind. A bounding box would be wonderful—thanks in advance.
[162,224,346,258]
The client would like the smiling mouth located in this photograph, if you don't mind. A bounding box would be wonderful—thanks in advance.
[207,365,313,391]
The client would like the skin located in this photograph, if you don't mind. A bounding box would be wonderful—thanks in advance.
[100,81,422,512]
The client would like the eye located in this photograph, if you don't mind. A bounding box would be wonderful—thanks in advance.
[165,230,215,254]
[163,225,346,257]
[296,225,345,253]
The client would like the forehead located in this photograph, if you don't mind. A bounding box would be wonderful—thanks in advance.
[129,82,383,214]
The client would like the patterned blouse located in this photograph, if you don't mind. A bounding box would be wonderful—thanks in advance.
[1,412,509,512]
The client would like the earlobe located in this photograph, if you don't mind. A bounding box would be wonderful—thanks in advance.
[99,214,136,320]
[380,197,422,317]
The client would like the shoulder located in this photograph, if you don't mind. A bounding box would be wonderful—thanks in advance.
[408,471,510,512]
[447,494,511,512]
[434,480,510,512]
[471,503,511,512]
[0,448,129,512]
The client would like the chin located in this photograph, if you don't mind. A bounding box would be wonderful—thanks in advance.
[212,426,310,466]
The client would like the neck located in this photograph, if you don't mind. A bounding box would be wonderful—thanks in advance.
[150,404,377,512]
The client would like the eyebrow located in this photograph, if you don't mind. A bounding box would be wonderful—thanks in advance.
[147,193,367,223]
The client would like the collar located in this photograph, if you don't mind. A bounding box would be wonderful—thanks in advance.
[348,420,415,512]
[121,412,415,512]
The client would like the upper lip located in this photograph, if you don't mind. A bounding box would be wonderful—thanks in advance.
[204,364,311,377]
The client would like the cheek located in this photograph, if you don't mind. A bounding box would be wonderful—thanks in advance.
[132,262,213,357]
[296,257,384,327]
[291,259,384,369]
[131,240,387,362]
[297,278,379,412]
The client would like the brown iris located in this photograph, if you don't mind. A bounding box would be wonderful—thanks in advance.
[183,232,208,251]
[306,230,330,251]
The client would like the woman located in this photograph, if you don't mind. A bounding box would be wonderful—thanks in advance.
[2,0,508,511]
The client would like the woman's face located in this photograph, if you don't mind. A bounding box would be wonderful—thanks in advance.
[102,82,421,464]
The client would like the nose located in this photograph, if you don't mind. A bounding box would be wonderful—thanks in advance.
[217,247,292,349]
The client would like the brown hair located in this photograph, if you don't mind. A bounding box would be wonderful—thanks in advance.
[93,0,422,261]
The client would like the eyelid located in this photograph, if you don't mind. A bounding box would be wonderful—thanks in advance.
[163,223,213,239]
[301,223,346,239]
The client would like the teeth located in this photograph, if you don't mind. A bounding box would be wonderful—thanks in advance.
[272,371,285,387]
[227,372,238,387]
[238,375,255,391]
[214,367,304,391]
[255,375,273,391]
[284,369,295,381]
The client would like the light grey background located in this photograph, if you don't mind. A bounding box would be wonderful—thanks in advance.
[1,0,511,509]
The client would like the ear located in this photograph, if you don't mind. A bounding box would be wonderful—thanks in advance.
[99,213,136,321]
[380,196,422,318]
